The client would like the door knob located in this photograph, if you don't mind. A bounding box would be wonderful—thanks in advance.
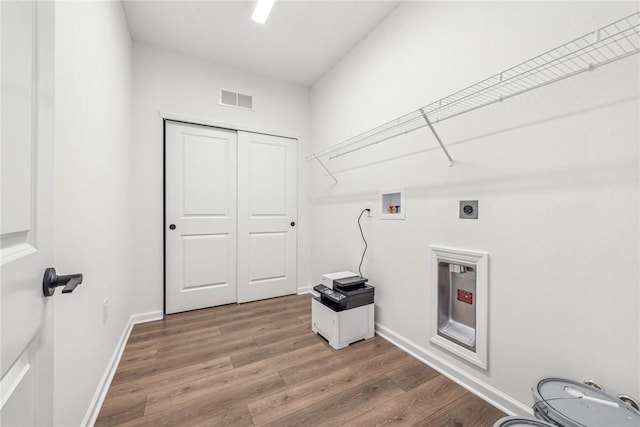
[169,224,176,230]
[290,221,296,227]
[43,268,83,297]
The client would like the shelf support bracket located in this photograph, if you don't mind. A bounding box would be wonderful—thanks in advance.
[420,109,454,167]
[312,154,338,184]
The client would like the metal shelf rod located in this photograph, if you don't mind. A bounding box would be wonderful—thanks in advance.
[420,109,454,167]
[312,154,338,184]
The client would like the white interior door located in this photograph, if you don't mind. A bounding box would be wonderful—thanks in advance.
[237,131,297,303]
[165,122,237,314]
[1,1,55,425]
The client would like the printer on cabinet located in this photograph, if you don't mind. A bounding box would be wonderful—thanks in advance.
[313,275,374,311]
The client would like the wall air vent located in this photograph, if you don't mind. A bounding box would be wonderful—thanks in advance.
[219,89,253,111]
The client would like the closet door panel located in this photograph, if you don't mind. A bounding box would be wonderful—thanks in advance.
[237,132,297,303]
[165,122,237,314]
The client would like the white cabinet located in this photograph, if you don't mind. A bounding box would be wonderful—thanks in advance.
[311,298,374,349]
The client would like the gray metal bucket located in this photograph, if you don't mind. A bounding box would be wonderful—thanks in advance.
[493,416,556,427]
[532,377,640,427]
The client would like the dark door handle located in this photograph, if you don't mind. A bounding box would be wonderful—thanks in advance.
[169,224,176,230]
[290,221,296,227]
[43,268,83,297]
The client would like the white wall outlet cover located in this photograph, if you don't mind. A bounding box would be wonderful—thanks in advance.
[103,298,109,324]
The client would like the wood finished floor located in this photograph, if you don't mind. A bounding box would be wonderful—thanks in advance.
[96,294,505,426]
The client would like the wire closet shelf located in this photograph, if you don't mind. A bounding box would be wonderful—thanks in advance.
[307,11,640,164]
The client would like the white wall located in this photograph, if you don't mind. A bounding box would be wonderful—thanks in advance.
[54,2,133,425]
[131,43,311,314]
[309,1,639,413]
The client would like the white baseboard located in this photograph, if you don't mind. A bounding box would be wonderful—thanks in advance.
[132,310,164,325]
[297,286,316,296]
[82,310,163,427]
[375,322,532,417]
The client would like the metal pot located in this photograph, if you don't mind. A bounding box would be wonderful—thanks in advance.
[493,416,557,427]
[532,377,640,427]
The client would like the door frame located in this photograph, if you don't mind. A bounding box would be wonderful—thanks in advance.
[161,113,299,314]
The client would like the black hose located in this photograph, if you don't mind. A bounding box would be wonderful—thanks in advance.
[357,209,369,277]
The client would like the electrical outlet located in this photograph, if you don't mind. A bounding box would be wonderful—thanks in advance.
[366,203,373,217]
[459,200,479,219]
[103,298,109,324]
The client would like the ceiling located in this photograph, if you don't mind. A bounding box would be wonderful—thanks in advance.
[122,1,401,87]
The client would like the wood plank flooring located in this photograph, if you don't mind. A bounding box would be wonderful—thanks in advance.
[96,294,505,426]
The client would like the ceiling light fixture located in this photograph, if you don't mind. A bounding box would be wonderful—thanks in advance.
[251,0,275,24]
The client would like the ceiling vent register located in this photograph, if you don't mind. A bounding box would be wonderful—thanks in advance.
[219,89,253,110]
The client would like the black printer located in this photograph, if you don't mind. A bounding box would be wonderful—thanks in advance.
[313,276,374,312]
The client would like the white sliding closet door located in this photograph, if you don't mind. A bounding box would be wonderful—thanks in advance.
[237,131,297,303]
[165,122,237,314]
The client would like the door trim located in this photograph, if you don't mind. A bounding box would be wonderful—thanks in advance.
[159,112,298,141]
[162,119,167,315]
[162,118,298,314]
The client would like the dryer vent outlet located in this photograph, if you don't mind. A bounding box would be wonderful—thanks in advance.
[459,200,478,219]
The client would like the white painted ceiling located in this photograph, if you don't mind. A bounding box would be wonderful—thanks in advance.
[122,1,401,87]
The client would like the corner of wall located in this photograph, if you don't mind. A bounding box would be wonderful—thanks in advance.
[81,311,163,427]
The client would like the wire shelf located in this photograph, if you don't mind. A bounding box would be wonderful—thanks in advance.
[307,11,640,162]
